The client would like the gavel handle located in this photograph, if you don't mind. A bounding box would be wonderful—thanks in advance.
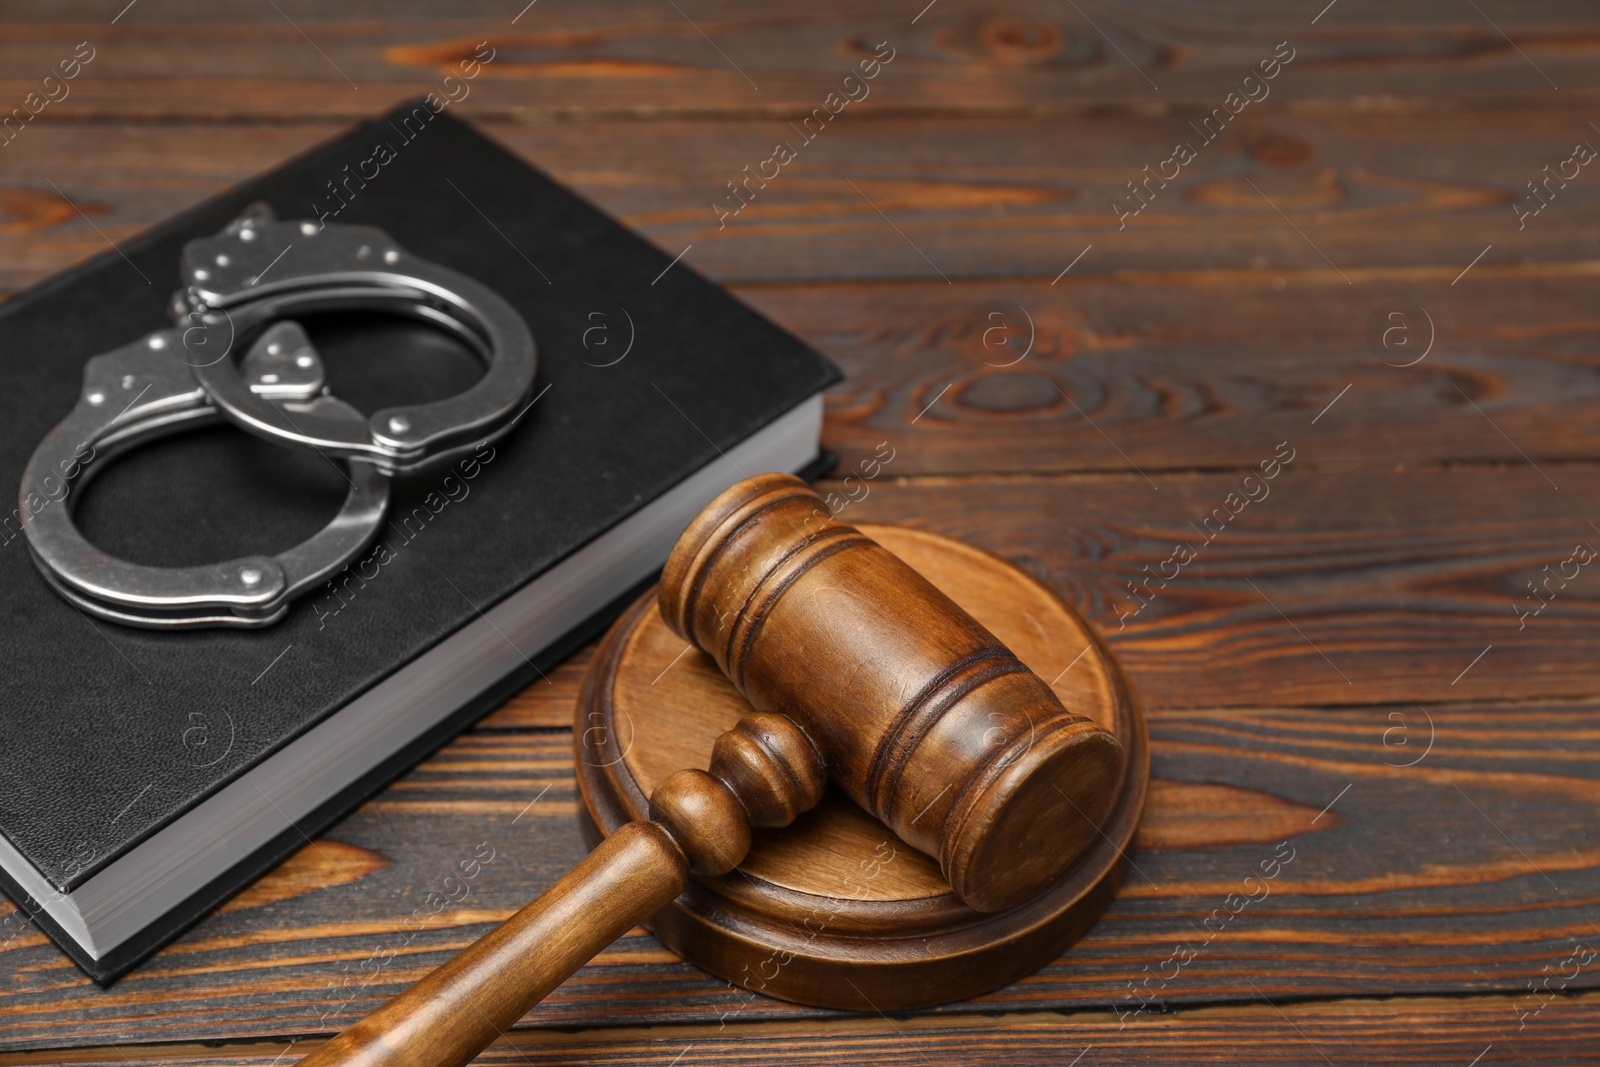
[299,711,827,1067]
[296,822,687,1067]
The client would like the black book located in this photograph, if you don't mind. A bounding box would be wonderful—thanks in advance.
[0,103,838,982]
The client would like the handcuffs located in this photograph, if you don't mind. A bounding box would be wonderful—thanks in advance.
[18,204,537,629]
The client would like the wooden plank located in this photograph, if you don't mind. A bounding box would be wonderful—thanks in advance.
[739,269,1600,475]
[0,994,1592,1066]
[1,695,1595,1049]
[2,1,1599,121]
[3,110,1600,290]
[847,470,1600,708]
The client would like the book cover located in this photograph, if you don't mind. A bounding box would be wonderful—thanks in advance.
[0,102,839,980]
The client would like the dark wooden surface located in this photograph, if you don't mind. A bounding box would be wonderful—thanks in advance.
[3,1,1599,1062]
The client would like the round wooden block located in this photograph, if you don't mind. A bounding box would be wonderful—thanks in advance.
[575,524,1147,1011]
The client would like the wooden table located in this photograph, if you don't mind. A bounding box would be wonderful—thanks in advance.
[3,2,1599,1062]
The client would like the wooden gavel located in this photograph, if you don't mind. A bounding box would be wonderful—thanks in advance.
[300,473,1124,1067]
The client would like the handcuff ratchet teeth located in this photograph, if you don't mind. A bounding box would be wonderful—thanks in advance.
[19,205,538,629]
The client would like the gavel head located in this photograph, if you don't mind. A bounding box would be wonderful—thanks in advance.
[659,473,1125,913]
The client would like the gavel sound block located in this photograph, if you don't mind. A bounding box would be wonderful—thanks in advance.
[580,479,1147,1009]
[300,474,1146,1067]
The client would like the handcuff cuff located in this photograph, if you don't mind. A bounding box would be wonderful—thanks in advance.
[18,204,537,629]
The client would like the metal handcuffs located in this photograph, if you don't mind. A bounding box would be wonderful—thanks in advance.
[19,205,537,628]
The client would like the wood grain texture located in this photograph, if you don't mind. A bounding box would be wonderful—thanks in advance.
[740,270,1600,475]
[845,470,1600,709]
[0,696,1595,1050]
[3,0,1598,1059]
[2,109,1600,290]
[0,994,1594,1065]
[3,0,1600,121]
